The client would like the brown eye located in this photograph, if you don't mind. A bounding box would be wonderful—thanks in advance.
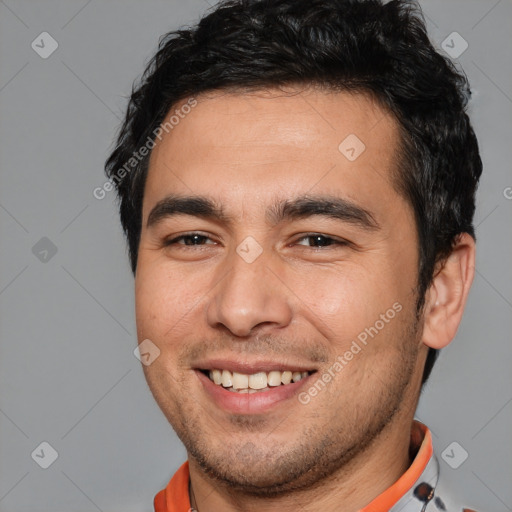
[295,234,347,248]
[164,233,215,246]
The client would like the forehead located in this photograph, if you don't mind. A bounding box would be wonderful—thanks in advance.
[143,87,402,220]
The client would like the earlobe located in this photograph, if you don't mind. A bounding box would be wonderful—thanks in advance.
[422,233,476,350]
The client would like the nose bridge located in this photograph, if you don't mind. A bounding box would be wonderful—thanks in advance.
[206,241,292,336]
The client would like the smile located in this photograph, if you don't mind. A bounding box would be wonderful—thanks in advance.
[204,369,313,393]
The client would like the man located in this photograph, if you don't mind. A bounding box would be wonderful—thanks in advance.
[105,0,482,510]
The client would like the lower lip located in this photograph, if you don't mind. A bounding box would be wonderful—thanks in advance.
[196,370,313,414]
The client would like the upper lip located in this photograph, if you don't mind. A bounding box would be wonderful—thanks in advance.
[194,359,317,374]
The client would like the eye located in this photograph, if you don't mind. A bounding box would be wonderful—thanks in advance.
[294,233,348,248]
[164,232,216,247]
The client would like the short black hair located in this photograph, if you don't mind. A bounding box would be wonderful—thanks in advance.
[105,0,482,386]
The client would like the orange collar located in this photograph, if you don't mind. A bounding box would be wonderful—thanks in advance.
[360,421,433,511]
[154,460,191,512]
[154,420,432,512]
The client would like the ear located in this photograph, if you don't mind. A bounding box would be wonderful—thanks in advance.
[422,233,476,350]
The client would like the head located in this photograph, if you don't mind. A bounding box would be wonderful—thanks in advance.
[105,0,481,496]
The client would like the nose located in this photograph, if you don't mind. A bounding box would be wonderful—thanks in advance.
[206,246,293,337]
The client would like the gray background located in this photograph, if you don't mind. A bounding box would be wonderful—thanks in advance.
[0,0,511,510]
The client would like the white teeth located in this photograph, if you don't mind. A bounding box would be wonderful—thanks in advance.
[281,371,292,385]
[232,372,249,389]
[267,371,282,387]
[221,369,232,387]
[212,369,222,385]
[207,368,311,391]
[292,371,302,383]
[249,372,267,390]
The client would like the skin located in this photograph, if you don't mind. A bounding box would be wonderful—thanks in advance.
[135,86,475,512]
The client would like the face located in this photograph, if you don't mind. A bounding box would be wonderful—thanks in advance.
[135,87,428,494]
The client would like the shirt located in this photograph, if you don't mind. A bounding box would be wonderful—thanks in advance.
[154,420,479,512]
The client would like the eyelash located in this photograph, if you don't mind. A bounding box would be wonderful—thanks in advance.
[163,232,348,249]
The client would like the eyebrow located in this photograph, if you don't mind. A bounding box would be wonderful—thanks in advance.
[146,194,380,231]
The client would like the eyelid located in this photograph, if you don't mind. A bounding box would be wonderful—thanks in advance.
[164,231,218,245]
[292,233,349,246]
[163,231,350,248]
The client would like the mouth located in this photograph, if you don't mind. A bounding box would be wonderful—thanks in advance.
[194,360,319,414]
[200,368,314,394]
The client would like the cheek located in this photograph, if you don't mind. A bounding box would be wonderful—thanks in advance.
[288,263,400,339]
[135,260,200,342]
